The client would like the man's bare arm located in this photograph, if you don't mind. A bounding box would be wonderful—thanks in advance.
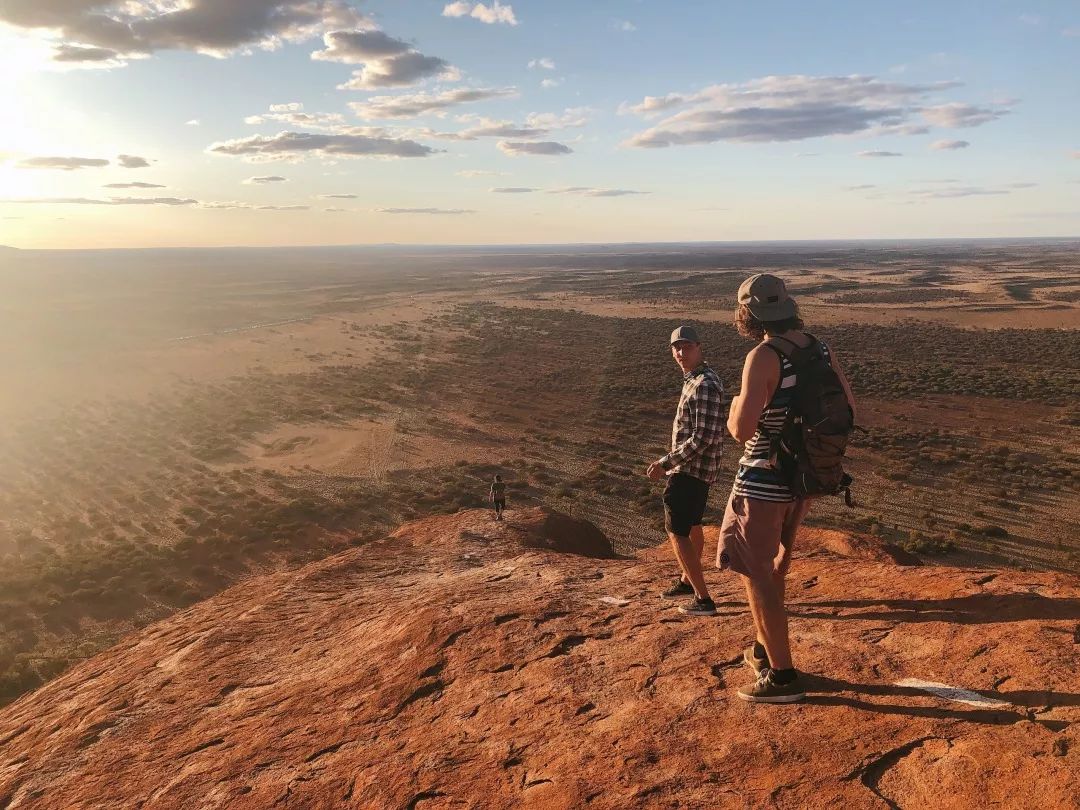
[727,346,779,444]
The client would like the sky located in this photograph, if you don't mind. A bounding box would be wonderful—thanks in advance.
[0,0,1078,249]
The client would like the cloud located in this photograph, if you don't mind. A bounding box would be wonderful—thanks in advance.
[243,175,288,184]
[52,44,122,63]
[858,150,902,157]
[10,196,196,205]
[930,139,970,150]
[618,94,688,117]
[375,207,476,214]
[1006,182,1038,189]
[621,75,1000,148]
[443,2,518,26]
[323,207,347,212]
[908,186,1009,198]
[103,182,165,188]
[540,78,561,89]
[208,130,437,161]
[920,103,1007,128]
[349,87,517,119]
[337,51,457,90]
[256,204,309,210]
[319,193,359,198]
[456,169,506,177]
[491,187,537,193]
[497,140,573,156]
[548,187,649,197]
[615,20,637,32]
[245,108,346,129]
[1,0,366,65]
[312,30,412,61]
[117,154,150,168]
[845,184,877,190]
[17,156,109,170]
[185,119,201,126]
[271,102,304,112]
[528,57,555,70]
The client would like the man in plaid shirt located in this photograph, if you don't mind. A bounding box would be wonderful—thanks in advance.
[646,325,725,616]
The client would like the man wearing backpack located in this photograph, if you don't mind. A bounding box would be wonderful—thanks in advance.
[721,274,857,703]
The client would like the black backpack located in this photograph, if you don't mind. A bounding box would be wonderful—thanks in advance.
[764,335,857,506]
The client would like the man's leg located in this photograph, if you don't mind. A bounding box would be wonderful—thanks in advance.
[742,573,792,670]
[667,531,710,599]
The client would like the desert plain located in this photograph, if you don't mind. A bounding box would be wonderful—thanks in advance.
[0,238,1077,709]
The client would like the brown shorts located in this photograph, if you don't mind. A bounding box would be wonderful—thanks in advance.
[716,494,811,579]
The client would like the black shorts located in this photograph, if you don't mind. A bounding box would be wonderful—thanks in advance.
[493,498,506,509]
[663,473,710,537]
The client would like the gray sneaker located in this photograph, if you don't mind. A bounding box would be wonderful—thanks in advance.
[743,645,770,674]
[737,669,806,704]
[678,597,718,617]
[661,578,695,599]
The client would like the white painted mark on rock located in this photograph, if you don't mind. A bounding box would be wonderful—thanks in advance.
[599,596,630,607]
[895,678,1010,708]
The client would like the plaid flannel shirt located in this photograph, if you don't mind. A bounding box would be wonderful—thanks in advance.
[659,363,725,484]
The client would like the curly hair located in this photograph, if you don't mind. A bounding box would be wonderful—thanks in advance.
[735,303,804,342]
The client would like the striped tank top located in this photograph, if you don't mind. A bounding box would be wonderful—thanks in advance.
[732,336,831,503]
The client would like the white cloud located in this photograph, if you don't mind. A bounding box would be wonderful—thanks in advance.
[548,187,649,197]
[312,28,458,89]
[319,193,359,198]
[858,150,902,158]
[615,20,637,32]
[185,119,201,126]
[540,78,562,89]
[528,57,555,70]
[456,169,506,177]
[349,87,518,119]
[103,182,165,188]
[497,140,573,156]
[491,187,537,193]
[10,196,196,205]
[920,103,1007,128]
[621,75,1004,148]
[208,131,438,162]
[443,2,518,26]
[375,207,476,214]
[271,102,304,112]
[0,0,366,65]
[117,154,150,168]
[930,139,970,150]
[323,207,348,212]
[256,204,309,210]
[243,175,289,184]
[245,109,346,129]
[17,156,109,170]
[618,94,688,117]
[336,50,458,90]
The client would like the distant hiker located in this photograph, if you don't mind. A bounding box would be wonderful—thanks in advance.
[647,326,725,616]
[490,475,507,520]
[721,274,857,703]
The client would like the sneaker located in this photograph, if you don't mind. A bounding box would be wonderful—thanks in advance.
[743,645,770,674]
[737,669,806,704]
[678,597,718,617]
[661,578,695,599]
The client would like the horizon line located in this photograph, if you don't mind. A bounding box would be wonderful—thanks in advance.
[4,234,1079,253]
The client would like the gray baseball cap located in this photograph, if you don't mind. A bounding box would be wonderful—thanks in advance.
[737,273,798,320]
[669,325,700,344]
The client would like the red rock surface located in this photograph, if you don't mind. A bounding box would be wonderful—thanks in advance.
[1,507,1077,809]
